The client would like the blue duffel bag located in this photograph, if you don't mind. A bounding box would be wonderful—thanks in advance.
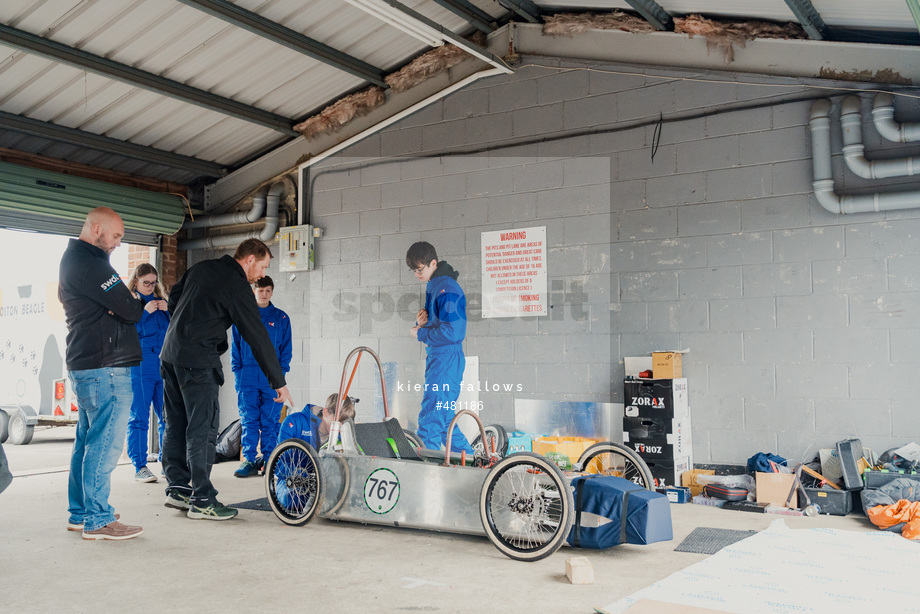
[567,475,673,549]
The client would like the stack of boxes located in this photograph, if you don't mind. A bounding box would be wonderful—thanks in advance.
[623,352,692,488]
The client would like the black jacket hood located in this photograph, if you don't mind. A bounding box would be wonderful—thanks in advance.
[431,261,459,281]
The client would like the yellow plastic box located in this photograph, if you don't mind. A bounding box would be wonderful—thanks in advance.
[533,436,600,466]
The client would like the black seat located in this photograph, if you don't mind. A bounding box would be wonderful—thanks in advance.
[352,417,421,461]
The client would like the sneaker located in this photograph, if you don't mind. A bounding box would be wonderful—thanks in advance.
[134,467,158,483]
[234,461,259,478]
[67,514,119,532]
[164,491,192,511]
[82,520,143,541]
[187,501,238,521]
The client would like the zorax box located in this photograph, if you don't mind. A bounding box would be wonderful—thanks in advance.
[644,456,692,489]
[623,416,691,459]
[624,378,689,419]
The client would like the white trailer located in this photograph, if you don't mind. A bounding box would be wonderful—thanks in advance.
[0,278,78,444]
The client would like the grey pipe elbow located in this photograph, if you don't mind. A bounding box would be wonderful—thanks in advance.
[841,96,920,179]
[812,179,843,215]
[258,182,286,241]
[183,186,269,229]
[179,181,286,251]
[872,92,920,143]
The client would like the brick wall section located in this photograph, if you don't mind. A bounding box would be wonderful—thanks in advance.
[159,234,186,293]
[225,61,920,464]
[127,245,149,280]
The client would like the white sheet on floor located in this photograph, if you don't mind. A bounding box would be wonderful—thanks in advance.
[601,518,920,614]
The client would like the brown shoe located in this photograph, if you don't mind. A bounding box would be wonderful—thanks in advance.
[82,520,143,541]
[67,513,120,532]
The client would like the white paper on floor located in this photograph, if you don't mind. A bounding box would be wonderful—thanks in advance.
[600,518,920,614]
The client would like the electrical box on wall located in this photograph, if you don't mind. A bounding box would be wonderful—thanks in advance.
[278,225,315,272]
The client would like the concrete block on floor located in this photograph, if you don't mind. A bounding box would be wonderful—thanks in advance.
[566,556,595,584]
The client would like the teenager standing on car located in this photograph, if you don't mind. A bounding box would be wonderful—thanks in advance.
[231,276,291,478]
[160,238,293,521]
[406,241,474,453]
[60,207,144,540]
[125,263,169,483]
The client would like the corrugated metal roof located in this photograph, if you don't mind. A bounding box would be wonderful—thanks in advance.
[0,0,917,192]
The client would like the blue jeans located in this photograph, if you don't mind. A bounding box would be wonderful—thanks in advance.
[67,367,133,531]
[127,370,165,471]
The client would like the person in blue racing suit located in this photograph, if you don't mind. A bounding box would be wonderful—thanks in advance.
[231,276,292,477]
[276,394,356,450]
[126,263,169,484]
[273,395,355,512]
[406,242,473,453]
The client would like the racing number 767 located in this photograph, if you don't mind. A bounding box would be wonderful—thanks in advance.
[367,477,398,501]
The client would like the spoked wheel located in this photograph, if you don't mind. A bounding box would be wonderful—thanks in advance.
[265,440,324,526]
[576,442,655,489]
[480,452,574,562]
[402,429,423,449]
[471,424,509,457]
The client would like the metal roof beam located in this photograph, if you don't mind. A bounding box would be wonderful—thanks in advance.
[0,111,226,177]
[0,24,297,136]
[175,0,388,87]
[497,0,542,24]
[428,0,496,33]
[783,0,829,40]
[624,0,674,31]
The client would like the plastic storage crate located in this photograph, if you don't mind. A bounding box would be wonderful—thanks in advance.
[863,469,920,489]
[533,436,600,465]
[506,431,535,454]
[803,487,853,516]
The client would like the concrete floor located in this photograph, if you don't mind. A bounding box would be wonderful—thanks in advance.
[0,431,874,614]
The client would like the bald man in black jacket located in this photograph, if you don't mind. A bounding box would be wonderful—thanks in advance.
[60,207,144,540]
[160,238,293,521]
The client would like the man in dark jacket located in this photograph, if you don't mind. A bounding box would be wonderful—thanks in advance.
[160,238,293,521]
[59,207,144,540]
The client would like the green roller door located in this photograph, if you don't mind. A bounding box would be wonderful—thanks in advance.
[0,161,186,245]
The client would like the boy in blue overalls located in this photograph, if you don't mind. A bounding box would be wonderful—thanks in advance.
[406,242,473,453]
[231,276,292,477]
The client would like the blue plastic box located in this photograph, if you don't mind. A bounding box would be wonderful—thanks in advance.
[507,431,535,453]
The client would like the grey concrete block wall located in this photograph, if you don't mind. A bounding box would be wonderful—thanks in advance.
[258,61,920,465]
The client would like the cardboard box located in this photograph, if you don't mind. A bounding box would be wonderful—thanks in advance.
[652,351,682,378]
[624,356,653,378]
[756,472,797,508]
[623,413,690,438]
[623,416,692,459]
[681,468,715,497]
[645,456,692,488]
[624,378,689,419]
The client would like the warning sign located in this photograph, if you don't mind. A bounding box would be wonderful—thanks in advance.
[481,226,547,318]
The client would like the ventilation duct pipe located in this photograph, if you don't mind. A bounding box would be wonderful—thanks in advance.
[872,93,920,143]
[183,192,267,229]
[840,96,920,179]
[809,99,920,214]
[178,182,285,250]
